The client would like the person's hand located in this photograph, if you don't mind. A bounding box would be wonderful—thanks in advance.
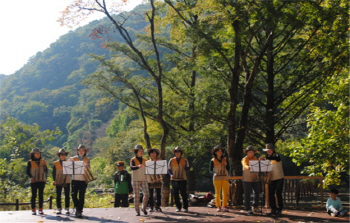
[259,157,265,161]
[214,174,217,178]
[69,157,73,161]
[53,181,56,186]
[30,178,34,183]
[138,164,144,168]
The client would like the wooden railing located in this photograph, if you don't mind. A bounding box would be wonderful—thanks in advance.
[229,176,325,207]
[0,196,53,211]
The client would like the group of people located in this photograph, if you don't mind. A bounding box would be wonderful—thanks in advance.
[27,143,347,218]
[27,144,90,218]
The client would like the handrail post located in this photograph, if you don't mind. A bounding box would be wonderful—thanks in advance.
[16,199,19,211]
[320,178,324,207]
[49,196,53,209]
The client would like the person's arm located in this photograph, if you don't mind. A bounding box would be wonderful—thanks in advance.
[27,161,33,178]
[167,159,173,176]
[184,158,190,171]
[127,172,133,193]
[241,157,250,170]
[52,164,56,181]
[338,198,343,211]
[130,158,139,170]
[225,159,230,172]
[209,160,214,173]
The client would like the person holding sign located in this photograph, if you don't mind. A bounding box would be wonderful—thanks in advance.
[27,148,48,215]
[168,147,190,212]
[259,143,284,215]
[241,145,261,215]
[113,161,132,207]
[209,145,230,212]
[52,148,71,215]
[130,145,149,216]
[70,144,90,218]
[147,148,163,212]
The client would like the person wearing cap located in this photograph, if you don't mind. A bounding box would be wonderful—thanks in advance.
[259,143,284,215]
[168,146,190,212]
[209,146,231,212]
[113,161,133,207]
[241,145,261,215]
[70,144,90,218]
[130,145,149,216]
[147,148,163,212]
[26,148,48,215]
[53,148,71,215]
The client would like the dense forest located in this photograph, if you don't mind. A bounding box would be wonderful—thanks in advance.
[0,1,348,206]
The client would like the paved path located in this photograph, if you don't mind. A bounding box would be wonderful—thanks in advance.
[1,207,349,222]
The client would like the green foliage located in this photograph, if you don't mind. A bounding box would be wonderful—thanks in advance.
[284,72,349,186]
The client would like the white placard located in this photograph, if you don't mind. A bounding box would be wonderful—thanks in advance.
[62,161,84,175]
[145,160,167,175]
[249,160,271,172]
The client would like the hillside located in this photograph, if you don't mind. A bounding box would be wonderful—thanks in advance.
[0,4,149,147]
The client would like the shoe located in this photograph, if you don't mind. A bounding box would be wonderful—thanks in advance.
[156,206,162,212]
[142,208,148,215]
[183,208,188,212]
[247,209,253,216]
[216,207,222,212]
[253,207,262,213]
[76,210,82,218]
[275,208,282,215]
[136,212,140,216]
[222,207,229,212]
[32,209,36,215]
[65,208,70,215]
[38,209,44,215]
[56,208,62,214]
[176,208,181,212]
[149,206,154,212]
[331,212,337,217]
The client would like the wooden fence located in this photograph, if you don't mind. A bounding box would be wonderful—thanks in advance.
[229,176,325,207]
[0,196,53,211]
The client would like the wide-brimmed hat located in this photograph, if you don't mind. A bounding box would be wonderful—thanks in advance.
[75,144,90,153]
[56,148,69,157]
[263,143,276,152]
[147,148,161,158]
[172,146,185,154]
[29,147,42,158]
[211,145,225,154]
[116,161,124,167]
[132,144,144,152]
[243,145,256,153]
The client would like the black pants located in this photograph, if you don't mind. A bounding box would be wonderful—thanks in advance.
[31,182,45,210]
[71,180,87,211]
[171,180,188,210]
[148,185,161,207]
[114,194,129,207]
[243,181,260,210]
[269,178,284,210]
[56,184,70,209]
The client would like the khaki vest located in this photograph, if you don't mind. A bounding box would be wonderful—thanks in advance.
[267,160,284,182]
[131,157,147,182]
[169,157,187,181]
[241,156,259,182]
[30,159,47,183]
[147,158,163,188]
[71,156,89,181]
[212,158,229,181]
[54,160,70,186]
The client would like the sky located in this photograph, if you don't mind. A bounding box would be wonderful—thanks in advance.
[0,0,143,75]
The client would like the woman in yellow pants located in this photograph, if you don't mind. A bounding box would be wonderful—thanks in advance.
[209,146,230,212]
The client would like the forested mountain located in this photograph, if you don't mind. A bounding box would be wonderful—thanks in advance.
[0,4,149,148]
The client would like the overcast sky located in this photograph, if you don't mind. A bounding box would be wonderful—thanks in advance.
[0,0,142,75]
